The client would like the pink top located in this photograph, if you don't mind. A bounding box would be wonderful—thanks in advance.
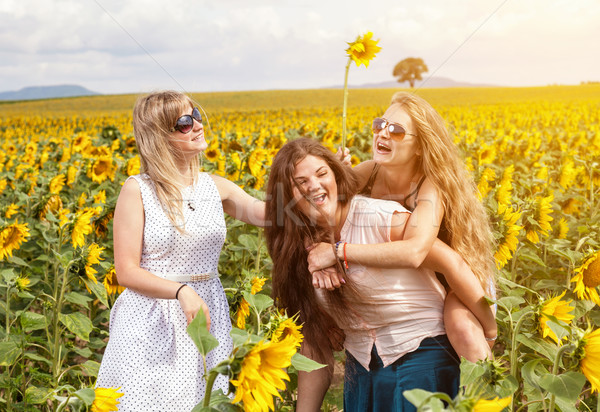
[317,196,447,370]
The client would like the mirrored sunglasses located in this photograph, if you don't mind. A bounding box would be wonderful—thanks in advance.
[372,117,417,139]
[171,107,202,133]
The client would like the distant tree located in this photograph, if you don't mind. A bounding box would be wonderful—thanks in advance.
[393,57,429,88]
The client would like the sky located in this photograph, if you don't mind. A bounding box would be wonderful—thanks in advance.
[0,0,598,95]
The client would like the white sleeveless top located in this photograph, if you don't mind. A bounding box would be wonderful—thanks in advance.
[317,196,447,370]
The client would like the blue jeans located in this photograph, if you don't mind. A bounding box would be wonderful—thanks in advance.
[344,335,459,412]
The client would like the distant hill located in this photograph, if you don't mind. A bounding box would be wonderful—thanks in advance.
[0,85,100,101]
[328,76,499,89]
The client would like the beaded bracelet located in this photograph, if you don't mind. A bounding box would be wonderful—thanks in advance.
[335,241,343,260]
[343,242,349,269]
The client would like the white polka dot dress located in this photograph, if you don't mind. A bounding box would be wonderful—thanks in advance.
[96,173,233,411]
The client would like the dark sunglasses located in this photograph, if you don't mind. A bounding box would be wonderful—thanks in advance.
[171,107,202,133]
[372,117,417,139]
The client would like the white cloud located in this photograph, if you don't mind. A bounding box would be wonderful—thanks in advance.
[0,0,598,94]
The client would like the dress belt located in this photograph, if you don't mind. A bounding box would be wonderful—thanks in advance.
[161,272,219,282]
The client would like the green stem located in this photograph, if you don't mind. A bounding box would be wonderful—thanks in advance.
[510,244,521,283]
[341,58,351,151]
[51,262,72,385]
[255,230,262,274]
[510,308,535,412]
[5,286,10,336]
[589,163,594,207]
[203,371,218,407]
[548,344,575,412]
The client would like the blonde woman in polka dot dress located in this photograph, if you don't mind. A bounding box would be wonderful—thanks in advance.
[96,91,264,411]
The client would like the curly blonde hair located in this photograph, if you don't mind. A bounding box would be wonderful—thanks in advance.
[132,91,201,232]
[390,92,495,292]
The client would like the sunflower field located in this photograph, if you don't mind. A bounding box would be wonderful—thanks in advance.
[1,84,600,411]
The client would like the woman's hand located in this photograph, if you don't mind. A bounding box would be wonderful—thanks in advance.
[336,147,351,167]
[312,267,345,290]
[307,242,339,273]
[177,285,211,328]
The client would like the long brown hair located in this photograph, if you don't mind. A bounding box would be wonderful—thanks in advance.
[389,92,495,292]
[265,138,359,363]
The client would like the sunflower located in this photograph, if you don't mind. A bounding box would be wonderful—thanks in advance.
[571,251,600,305]
[558,158,578,190]
[49,174,66,194]
[91,387,124,412]
[88,157,115,184]
[562,198,580,216]
[495,165,514,214]
[58,208,70,227]
[0,178,7,195]
[472,396,511,412]
[84,145,112,159]
[94,211,114,239]
[204,146,221,163]
[536,165,548,181]
[580,329,600,393]
[227,152,242,181]
[25,142,38,156]
[0,221,30,260]
[236,298,250,329]
[477,144,496,165]
[126,156,140,176]
[555,217,569,239]
[539,291,575,344]
[16,276,31,292]
[93,190,106,205]
[231,337,297,412]
[103,266,125,295]
[5,203,19,219]
[78,192,88,207]
[494,208,522,269]
[271,318,303,348]
[84,243,105,284]
[247,148,269,179]
[251,277,266,295]
[525,192,554,244]
[346,32,381,67]
[39,195,63,221]
[67,165,78,186]
[71,210,95,248]
[477,167,496,200]
[72,134,91,153]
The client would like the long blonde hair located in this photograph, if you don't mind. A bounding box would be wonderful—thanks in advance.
[390,91,495,291]
[132,91,201,231]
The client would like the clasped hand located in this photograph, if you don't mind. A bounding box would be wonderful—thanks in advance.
[307,242,345,290]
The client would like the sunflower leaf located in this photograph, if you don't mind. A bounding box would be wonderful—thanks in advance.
[242,291,273,315]
[82,277,109,308]
[24,386,54,405]
[187,310,219,356]
[403,388,448,411]
[459,358,486,386]
[538,371,586,404]
[0,340,21,366]
[73,388,95,406]
[20,311,47,332]
[291,352,326,372]
[59,312,93,342]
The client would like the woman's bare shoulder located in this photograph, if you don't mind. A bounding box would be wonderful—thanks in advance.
[353,160,377,186]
